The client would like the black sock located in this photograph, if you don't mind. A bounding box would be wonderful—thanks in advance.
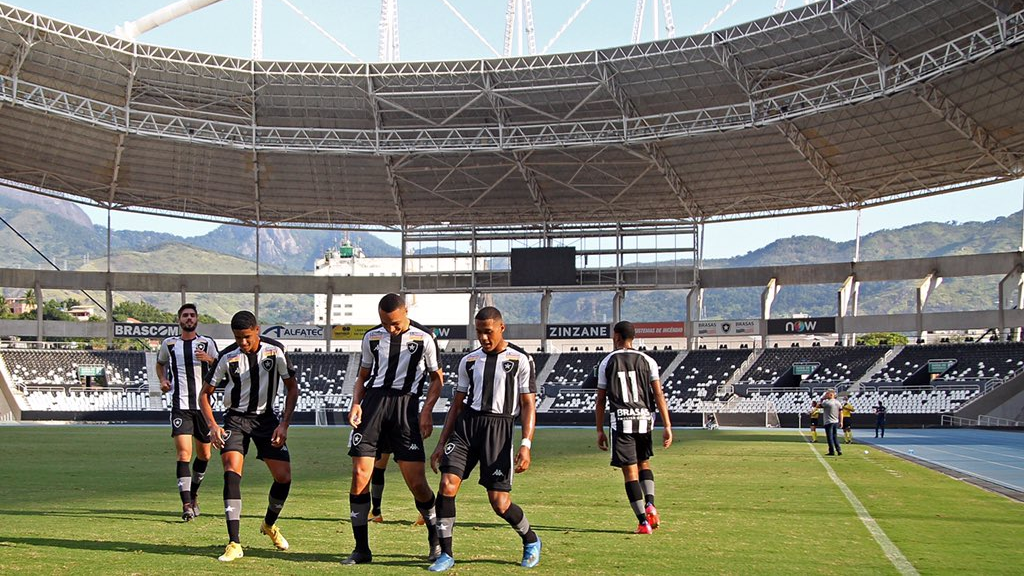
[370,467,386,515]
[176,461,192,505]
[350,492,372,554]
[639,469,655,508]
[415,494,439,547]
[265,481,290,526]
[190,459,208,500]
[435,494,456,557]
[499,502,538,544]
[224,472,242,543]
[625,480,646,523]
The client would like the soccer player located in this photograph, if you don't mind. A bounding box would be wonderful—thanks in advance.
[342,294,443,566]
[199,311,299,562]
[808,400,822,443]
[595,321,673,535]
[819,390,843,456]
[156,303,219,521]
[841,397,856,444]
[874,401,887,438]
[427,306,541,572]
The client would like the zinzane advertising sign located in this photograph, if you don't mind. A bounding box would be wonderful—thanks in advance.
[546,324,610,339]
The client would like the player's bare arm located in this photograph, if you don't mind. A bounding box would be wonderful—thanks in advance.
[199,382,225,449]
[155,361,171,392]
[348,366,371,427]
[430,390,466,473]
[419,368,443,439]
[652,379,673,448]
[595,388,609,451]
[272,375,299,448]
[515,392,536,473]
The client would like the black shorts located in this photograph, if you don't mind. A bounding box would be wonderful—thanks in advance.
[222,411,290,462]
[440,411,515,492]
[348,390,425,462]
[170,408,210,441]
[843,419,853,430]
[610,429,654,468]
[809,417,819,427]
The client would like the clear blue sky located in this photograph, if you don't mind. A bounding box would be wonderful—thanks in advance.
[9,0,1024,258]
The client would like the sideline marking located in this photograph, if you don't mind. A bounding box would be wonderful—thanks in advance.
[803,433,919,575]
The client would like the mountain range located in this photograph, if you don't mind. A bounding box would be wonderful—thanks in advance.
[0,185,1019,324]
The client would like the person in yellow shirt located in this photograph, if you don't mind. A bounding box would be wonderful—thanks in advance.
[808,401,822,442]
[840,398,856,444]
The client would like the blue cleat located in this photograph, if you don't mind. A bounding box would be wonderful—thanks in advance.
[521,537,541,568]
[428,552,455,572]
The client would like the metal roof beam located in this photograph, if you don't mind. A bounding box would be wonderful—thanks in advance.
[778,121,857,206]
[483,71,551,221]
[597,64,701,220]
[367,74,407,226]
[913,83,1020,176]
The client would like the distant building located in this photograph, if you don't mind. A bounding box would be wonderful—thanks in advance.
[68,305,95,321]
[312,241,474,328]
[6,297,34,316]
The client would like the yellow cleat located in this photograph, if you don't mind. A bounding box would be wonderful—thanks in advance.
[261,522,290,551]
[218,542,243,562]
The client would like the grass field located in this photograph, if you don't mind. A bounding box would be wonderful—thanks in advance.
[0,426,1020,575]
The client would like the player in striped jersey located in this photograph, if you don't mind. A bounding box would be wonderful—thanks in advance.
[427,306,541,572]
[200,311,299,562]
[155,303,219,522]
[342,294,443,566]
[595,321,673,535]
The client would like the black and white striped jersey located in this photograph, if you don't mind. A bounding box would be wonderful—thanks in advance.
[597,348,661,434]
[456,344,536,417]
[207,337,295,415]
[359,321,439,396]
[157,335,219,411]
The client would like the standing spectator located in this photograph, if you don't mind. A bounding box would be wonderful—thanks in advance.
[874,401,887,438]
[808,400,821,443]
[841,397,856,444]
[819,390,843,456]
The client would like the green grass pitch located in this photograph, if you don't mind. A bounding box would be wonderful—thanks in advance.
[0,426,1020,575]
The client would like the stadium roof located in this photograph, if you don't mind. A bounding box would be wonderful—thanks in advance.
[0,0,1021,230]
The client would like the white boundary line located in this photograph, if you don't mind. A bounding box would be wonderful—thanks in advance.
[802,433,919,576]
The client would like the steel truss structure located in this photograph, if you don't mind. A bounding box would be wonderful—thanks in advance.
[401,221,697,293]
[0,0,1021,230]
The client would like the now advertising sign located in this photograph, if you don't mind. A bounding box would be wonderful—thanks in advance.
[766,317,837,335]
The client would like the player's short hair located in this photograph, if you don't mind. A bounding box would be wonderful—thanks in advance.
[613,320,635,341]
[475,306,503,322]
[230,310,258,330]
[177,303,197,317]
[378,293,406,313]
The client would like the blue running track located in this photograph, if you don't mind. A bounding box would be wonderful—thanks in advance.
[860,428,1024,494]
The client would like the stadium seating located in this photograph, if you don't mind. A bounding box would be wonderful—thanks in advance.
[740,346,889,386]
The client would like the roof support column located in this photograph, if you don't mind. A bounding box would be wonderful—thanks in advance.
[612,289,624,324]
[998,265,1022,341]
[837,275,859,346]
[686,286,703,350]
[762,278,780,349]
[916,271,941,343]
[540,289,552,352]
[105,283,113,350]
[324,287,334,352]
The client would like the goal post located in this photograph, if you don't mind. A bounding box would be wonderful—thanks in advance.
[701,397,781,428]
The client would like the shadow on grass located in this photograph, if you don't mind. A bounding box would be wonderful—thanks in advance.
[0,508,339,524]
[0,535,433,567]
